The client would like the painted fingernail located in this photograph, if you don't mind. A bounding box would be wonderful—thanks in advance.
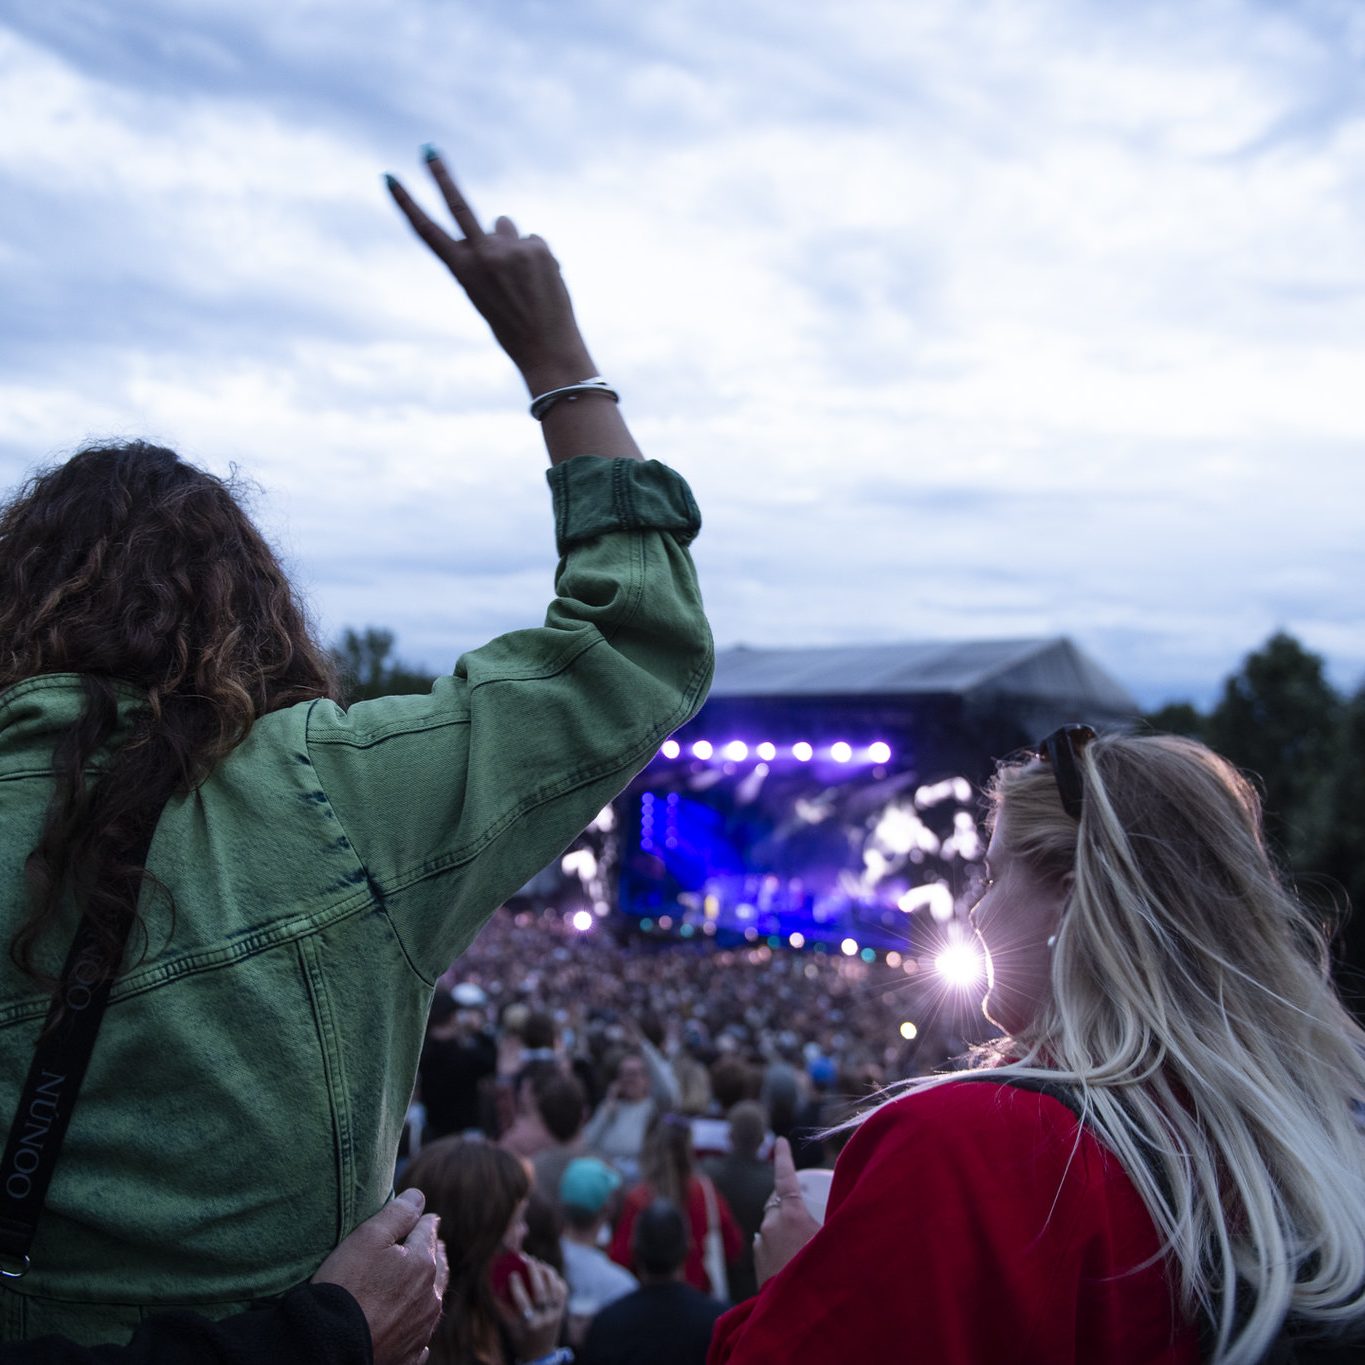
[421,143,441,163]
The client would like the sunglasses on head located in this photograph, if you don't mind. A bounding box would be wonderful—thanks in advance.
[1035,724,1097,821]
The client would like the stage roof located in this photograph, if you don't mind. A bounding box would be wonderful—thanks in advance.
[708,637,1138,720]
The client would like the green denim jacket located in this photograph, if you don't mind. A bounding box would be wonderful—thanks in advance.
[0,457,712,1345]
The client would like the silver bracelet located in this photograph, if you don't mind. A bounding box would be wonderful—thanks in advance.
[528,377,620,421]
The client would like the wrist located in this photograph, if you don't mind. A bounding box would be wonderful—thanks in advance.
[519,348,597,396]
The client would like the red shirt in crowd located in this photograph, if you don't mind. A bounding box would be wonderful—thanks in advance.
[610,1175,745,1296]
[707,1079,1201,1365]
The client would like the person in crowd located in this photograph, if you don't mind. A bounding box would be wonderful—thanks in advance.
[0,147,712,1346]
[757,1054,799,1143]
[581,1052,658,1180]
[419,987,497,1140]
[711,730,1365,1364]
[557,1158,638,1346]
[700,1102,773,1303]
[520,1190,566,1277]
[581,1201,726,1365]
[609,1115,742,1299]
[530,1073,590,1198]
[499,1059,564,1160]
[788,1056,838,1170]
[399,1137,566,1365]
[2,1192,447,1365]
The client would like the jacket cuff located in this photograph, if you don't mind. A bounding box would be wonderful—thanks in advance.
[546,457,702,554]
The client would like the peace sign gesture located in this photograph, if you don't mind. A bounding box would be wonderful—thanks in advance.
[386,147,594,394]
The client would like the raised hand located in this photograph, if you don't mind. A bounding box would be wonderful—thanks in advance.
[495,1255,569,1362]
[754,1138,821,1287]
[386,148,594,393]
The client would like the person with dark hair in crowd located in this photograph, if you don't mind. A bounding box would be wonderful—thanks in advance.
[1,1192,447,1365]
[609,1115,742,1299]
[712,731,1365,1364]
[557,1158,637,1347]
[499,1059,565,1161]
[580,1200,725,1365]
[530,1073,590,1198]
[420,987,497,1140]
[0,147,711,1348]
[399,1137,566,1365]
[700,1102,773,1304]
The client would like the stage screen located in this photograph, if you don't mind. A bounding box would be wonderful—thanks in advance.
[616,740,985,953]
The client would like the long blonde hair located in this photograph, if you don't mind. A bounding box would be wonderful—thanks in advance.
[880,733,1365,1364]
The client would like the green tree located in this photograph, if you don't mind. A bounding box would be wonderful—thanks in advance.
[1205,631,1341,870]
[1143,701,1207,740]
[1314,683,1365,1003]
[331,627,437,703]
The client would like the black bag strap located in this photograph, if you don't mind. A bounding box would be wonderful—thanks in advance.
[0,826,156,1279]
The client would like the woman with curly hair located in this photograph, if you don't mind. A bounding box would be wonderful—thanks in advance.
[0,147,712,1350]
[714,730,1365,1365]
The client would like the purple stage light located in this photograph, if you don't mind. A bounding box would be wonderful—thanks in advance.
[723,740,749,761]
[830,741,853,763]
[660,739,681,759]
[867,741,892,764]
[691,739,714,760]
[756,742,777,761]
[792,741,814,762]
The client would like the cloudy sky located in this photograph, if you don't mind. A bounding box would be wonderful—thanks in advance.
[1,0,1362,708]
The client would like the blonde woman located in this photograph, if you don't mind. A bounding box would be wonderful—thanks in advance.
[711,728,1365,1365]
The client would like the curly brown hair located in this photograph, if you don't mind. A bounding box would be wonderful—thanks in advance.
[0,441,338,983]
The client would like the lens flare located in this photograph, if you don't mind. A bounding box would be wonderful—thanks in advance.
[935,942,983,988]
[571,909,594,932]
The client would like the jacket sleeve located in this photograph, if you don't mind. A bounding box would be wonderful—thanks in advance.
[0,1283,371,1365]
[304,457,713,979]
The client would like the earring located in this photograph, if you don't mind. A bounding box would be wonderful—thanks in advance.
[1046,934,1058,950]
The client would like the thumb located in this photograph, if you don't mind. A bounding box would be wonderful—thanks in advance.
[355,1188,426,1248]
[772,1137,802,1199]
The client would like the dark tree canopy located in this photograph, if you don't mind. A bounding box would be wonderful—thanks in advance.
[331,627,437,704]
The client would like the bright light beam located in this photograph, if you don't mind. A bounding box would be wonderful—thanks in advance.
[935,942,983,988]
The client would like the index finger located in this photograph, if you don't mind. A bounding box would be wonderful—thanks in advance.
[772,1136,802,1198]
[422,147,486,241]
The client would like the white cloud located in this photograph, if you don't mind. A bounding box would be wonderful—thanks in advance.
[0,0,1362,710]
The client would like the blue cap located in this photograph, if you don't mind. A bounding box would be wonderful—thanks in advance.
[808,1056,837,1086]
[559,1157,621,1215]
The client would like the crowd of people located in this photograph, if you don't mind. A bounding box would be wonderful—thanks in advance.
[398,909,958,1363]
